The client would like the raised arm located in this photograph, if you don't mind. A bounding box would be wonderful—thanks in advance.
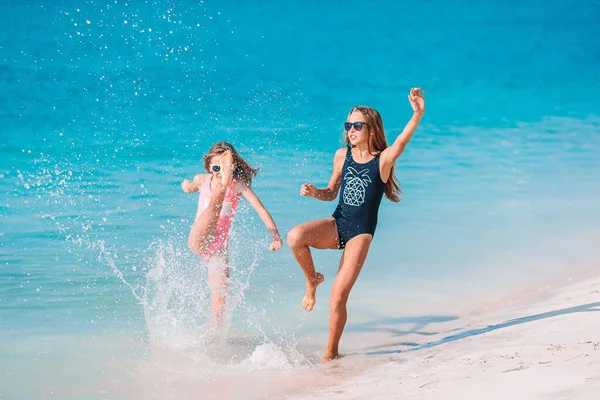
[380,88,425,176]
[181,173,207,193]
[242,187,283,251]
[300,148,346,202]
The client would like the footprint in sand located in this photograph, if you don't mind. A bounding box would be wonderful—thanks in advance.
[548,344,566,351]
[502,363,531,373]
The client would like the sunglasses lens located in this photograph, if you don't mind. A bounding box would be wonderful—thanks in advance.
[211,165,221,173]
[345,122,366,132]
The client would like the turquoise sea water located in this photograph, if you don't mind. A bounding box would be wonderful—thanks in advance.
[1,1,599,398]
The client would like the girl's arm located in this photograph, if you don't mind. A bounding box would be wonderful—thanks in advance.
[181,174,208,193]
[380,88,425,179]
[300,148,345,202]
[242,187,283,251]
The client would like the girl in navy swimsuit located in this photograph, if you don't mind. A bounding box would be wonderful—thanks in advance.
[287,88,426,361]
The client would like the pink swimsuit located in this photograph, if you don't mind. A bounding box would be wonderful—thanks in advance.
[194,176,241,260]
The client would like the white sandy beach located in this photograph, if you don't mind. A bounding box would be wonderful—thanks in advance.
[295,269,600,400]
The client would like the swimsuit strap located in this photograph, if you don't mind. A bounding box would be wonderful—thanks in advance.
[203,174,213,191]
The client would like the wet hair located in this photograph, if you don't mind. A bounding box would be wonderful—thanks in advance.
[202,141,259,186]
[343,106,402,202]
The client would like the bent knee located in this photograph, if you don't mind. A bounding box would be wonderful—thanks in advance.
[188,237,198,253]
[188,236,206,257]
[286,226,305,248]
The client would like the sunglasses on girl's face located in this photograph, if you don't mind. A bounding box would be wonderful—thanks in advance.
[344,122,367,132]
[210,164,221,173]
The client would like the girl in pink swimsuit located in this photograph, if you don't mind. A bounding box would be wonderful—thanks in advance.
[181,142,283,324]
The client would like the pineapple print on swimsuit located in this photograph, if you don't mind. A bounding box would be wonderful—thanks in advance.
[332,146,386,249]
[342,167,372,206]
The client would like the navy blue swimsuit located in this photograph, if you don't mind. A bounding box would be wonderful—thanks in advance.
[332,147,386,249]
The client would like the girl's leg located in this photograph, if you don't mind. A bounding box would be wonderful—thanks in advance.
[286,218,339,311]
[324,234,372,361]
[188,186,226,256]
[207,250,229,325]
[187,151,234,256]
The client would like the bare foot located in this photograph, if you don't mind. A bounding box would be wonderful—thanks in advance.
[302,272,324,311]
[321,351,340,362]
[220,150,234,186]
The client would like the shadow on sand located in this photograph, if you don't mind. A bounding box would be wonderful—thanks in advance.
[358,301,600,356]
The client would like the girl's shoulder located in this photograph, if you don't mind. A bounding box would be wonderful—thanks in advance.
[335,147,347,157]
[333,147,348,169]
[193,174,209,185]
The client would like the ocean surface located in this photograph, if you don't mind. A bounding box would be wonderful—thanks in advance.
[1,0,599,398]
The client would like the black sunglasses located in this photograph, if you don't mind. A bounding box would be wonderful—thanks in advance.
[210,164,221,173]
[344,122,367,132]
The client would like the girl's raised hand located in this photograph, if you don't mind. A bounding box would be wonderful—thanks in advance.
[408,87,425,115]
[300,184,318,197]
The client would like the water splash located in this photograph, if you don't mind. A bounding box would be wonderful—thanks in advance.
[140,237,310,370]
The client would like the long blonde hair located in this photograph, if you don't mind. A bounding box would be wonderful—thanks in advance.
[202,142,258,186]
[343,106,402,202]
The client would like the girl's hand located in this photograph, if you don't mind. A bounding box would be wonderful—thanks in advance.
[181,179,195,193]
[269,237,283,251]
[300,184,318,197]
[408,87,425,115]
